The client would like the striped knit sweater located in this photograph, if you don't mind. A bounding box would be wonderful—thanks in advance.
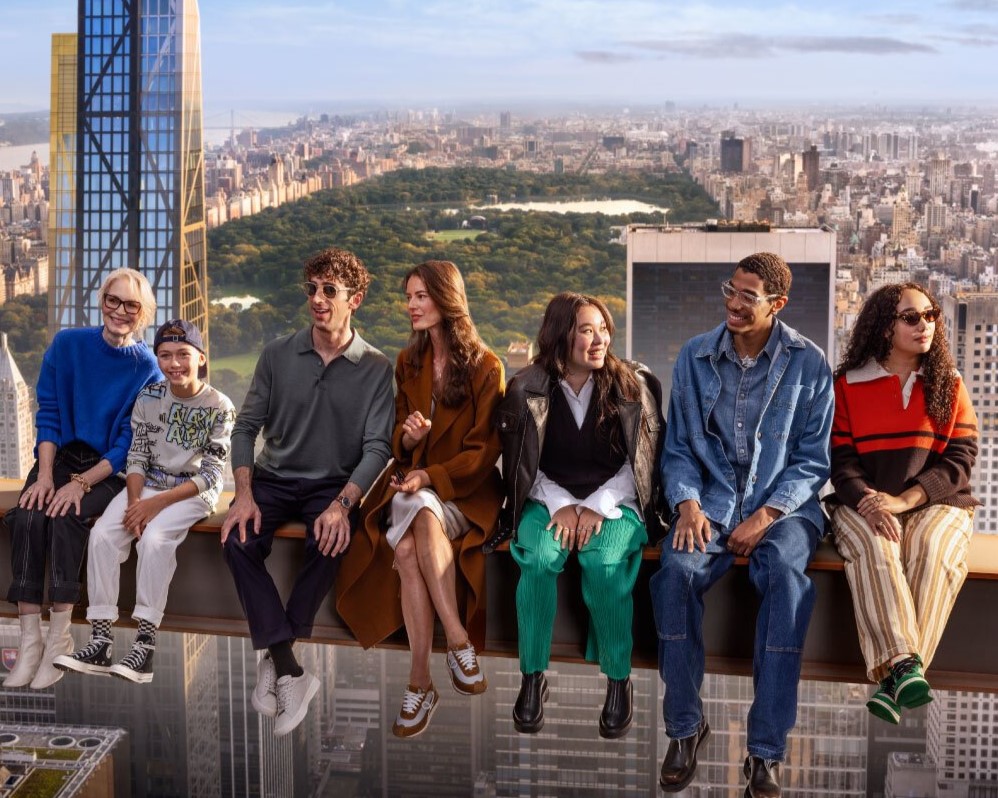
[830,361,979,510]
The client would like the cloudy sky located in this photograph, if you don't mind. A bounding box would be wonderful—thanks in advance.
[3,0,998,113]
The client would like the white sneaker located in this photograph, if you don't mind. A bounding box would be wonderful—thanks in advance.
[446,642,487,695]
[274,671,320,737]
[392,684,439,738]
[251,652,278,717]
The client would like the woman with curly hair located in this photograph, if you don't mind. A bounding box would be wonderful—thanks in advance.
[337,260,504,739]
[830,282,978,724]
[491,292,664,739]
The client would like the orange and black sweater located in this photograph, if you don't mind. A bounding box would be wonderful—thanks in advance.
[830,362,979,510]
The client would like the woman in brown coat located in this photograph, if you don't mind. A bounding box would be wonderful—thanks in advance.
[336,259,504,739]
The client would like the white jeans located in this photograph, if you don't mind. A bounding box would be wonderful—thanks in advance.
[86,487,207,626]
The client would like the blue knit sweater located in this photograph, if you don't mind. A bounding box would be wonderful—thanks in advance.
[35,327,162,472]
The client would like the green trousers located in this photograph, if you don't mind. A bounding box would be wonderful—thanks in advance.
[510,500,648,680]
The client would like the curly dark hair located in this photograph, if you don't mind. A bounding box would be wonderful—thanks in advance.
[737,252,792,297]
[533,292,640,432]
[836,282,958,428]
[402,260,486,407]
[303,247,372,296]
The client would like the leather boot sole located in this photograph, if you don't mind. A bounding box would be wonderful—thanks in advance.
[659,724,711,793]
[513,683,549,734]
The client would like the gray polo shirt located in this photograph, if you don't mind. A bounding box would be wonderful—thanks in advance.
[231,327,394,491]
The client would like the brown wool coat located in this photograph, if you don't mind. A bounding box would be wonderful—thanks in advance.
[335,346,505,650]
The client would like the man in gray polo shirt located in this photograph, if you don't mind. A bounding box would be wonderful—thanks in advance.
[221,247,394,737]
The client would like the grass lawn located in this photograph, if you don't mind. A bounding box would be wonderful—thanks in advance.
[426,229,483,242]
[211,350,261,376]
[18,748,83,761]
[13,768,71,796]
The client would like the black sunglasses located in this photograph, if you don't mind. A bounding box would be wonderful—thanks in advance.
[895,308,940,326]
[301,282,349,299]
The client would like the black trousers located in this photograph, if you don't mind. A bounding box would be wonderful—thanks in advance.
[222,468,357,649]
[6,442,124,605]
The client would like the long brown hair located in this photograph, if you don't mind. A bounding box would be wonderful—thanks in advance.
[533,292,640,429]
[836,282,958,428]
[402,260,486,407]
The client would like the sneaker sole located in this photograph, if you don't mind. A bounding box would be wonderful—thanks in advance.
[450,675,488,696]
[392,694,440,739]
[895,680,932,709]
[866,696,901,724]
[108,664,153,684]
[274,675,320,738]
[52,656,112,677]
[251,690,278,717]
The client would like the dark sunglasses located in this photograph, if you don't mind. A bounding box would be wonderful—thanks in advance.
[301,282,349,299]
[895,308,940,326]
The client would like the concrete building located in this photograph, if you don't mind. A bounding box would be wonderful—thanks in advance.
[0,334,34,480]
[48,1,208,349]
[927,690,998,797]
[0,723,126,798]
[941,291,998,534]
[884,752,936,798]
[625,224,837,395]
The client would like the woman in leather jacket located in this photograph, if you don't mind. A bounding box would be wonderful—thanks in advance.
[490,291,664,739]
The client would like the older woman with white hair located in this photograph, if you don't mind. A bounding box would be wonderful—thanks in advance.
[4,268,160,689]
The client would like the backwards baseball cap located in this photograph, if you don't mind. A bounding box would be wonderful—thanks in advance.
[154,319,207,379]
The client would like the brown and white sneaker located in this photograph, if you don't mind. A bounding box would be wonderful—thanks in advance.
[392,684,439,738]
[446,642,487,695]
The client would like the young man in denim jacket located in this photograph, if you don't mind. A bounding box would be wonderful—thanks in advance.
[652,252,834,798]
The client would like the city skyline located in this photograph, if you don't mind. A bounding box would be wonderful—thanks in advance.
[6,1,998,113]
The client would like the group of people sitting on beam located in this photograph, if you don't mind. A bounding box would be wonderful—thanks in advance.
[2,248,977,797]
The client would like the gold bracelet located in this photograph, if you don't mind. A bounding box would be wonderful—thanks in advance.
[70,473,92,494]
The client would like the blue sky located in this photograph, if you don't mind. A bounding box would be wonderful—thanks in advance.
[4,0,998,113]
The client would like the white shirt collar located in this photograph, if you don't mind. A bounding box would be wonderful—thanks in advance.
[558,374,594,429]
[845,359,923,409]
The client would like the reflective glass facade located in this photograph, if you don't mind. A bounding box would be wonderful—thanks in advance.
[49,0,207,350]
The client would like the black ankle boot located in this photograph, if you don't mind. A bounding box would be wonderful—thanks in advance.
[598,676,632,738]
[513,672,548,733]
[744,756,781,798]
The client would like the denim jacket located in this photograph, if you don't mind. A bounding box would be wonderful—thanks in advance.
[662,320,833,533]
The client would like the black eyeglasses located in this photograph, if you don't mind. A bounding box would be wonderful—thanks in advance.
[103,293,142,316]
[895,308,941,326]
[301,282,349,299]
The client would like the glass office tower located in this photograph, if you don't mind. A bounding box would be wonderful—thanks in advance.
[49,0,208,349]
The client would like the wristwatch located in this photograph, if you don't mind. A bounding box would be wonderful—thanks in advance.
[335,494,353,510]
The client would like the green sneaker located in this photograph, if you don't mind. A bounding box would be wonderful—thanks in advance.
[892,655,933,709]
[866,674,901,724]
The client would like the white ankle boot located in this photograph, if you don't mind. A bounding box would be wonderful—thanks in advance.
[30,608,75,690]
[4,613,44,688]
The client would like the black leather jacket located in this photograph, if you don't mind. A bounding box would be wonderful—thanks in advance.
[484,362,666,552]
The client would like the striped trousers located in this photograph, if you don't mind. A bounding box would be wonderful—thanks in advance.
[831,503,974,683]
[510,500,648,680]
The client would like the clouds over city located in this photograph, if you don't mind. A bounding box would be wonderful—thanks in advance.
[2,0,998,107]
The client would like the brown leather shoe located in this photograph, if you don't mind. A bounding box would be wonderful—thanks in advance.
[659,718,710,792]
[744,756,781,798]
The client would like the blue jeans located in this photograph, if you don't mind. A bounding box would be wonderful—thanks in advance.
[651,514,820,761]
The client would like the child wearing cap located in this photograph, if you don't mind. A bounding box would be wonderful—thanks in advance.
[54,320,236,683]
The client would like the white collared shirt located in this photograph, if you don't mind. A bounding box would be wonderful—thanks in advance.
[527,374,639,520]
[846,359,923,409]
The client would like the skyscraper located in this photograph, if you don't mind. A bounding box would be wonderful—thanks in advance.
[0,334,34,480]
[941,291,998,535]
[48,0,208,349]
